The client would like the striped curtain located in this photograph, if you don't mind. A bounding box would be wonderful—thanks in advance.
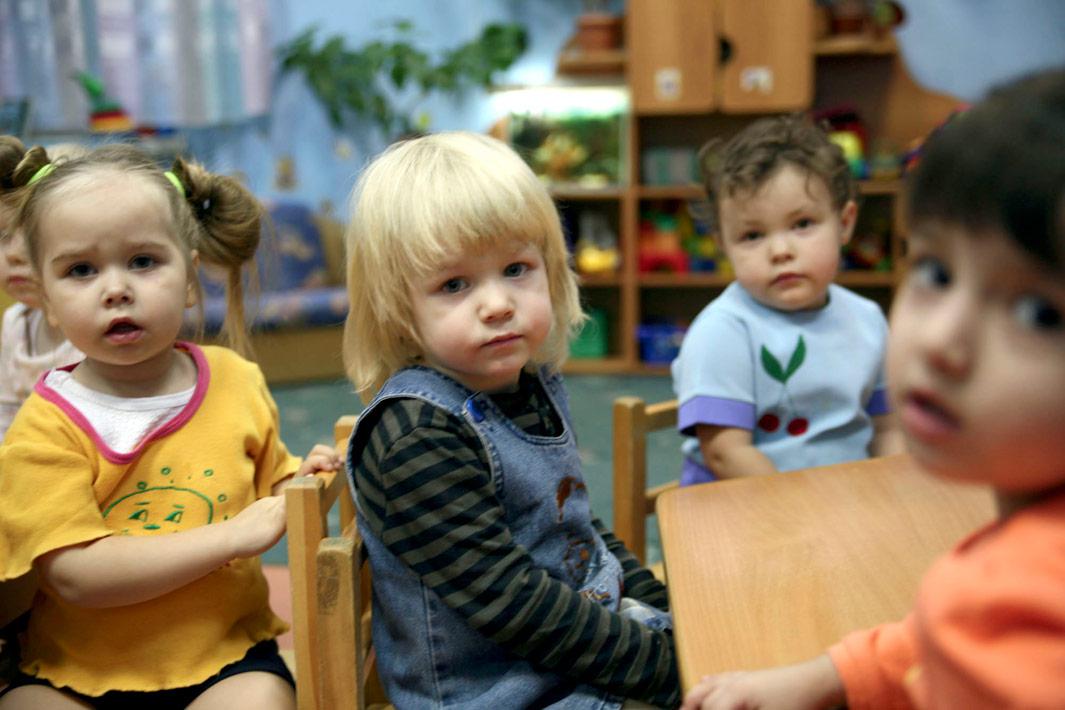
[0,0,272,132]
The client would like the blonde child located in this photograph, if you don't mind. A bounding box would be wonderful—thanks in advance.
[343,132,679,709]
[671,115,901,484]
[0,144,339,709]
[0,138,83,442]
[682,67,1065,709]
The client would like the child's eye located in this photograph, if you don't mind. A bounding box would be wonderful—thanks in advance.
[440,277,467,294]
[130,254,156,270]
[503,262,528,278]
[909,256,951,289]
[66,262,96,278]
[1013,294,1063,332]
[740,231,763,242]
[793,217,814,230]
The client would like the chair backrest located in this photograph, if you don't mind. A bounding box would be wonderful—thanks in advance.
[316,496,390,710]
[612,396,680,564]
[287,414,390,710]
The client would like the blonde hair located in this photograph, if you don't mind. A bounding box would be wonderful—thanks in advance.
[343,131,584,401]
[15,143,263,357]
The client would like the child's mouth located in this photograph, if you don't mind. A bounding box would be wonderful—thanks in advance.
[900,390,960,443]
[772,272,803,286]
[105,320,143,343]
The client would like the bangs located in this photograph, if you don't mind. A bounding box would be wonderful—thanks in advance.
[359,135,556,280]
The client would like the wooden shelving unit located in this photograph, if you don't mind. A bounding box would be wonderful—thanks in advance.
[814,33,898,56]
[560,1,960,376]
[556,47,626,76]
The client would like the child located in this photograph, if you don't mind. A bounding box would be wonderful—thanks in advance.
[0,144,339,709]
[0,138,83,442]
[682,67,1065,709]
[343,132,679,709]
[671,115,901,484]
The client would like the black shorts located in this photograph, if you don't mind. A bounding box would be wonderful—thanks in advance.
[0,638,294,709]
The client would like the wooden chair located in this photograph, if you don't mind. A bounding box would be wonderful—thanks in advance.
[611,396,680,565]
[285,414,388,710]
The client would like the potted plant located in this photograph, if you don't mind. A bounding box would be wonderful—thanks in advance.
[276,20,528,138]
[574,0,623,52]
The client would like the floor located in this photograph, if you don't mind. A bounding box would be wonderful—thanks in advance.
[262,373,678,653]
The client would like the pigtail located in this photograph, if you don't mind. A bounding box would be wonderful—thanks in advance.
[170,156,262,359]
[0,136,27,191]
[10,146,52,189]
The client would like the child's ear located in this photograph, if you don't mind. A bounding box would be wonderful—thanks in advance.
[186,249,200,308]
[839,200,858,246]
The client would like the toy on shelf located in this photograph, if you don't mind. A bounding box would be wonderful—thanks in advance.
[574,211,620,275]
[842,231,891,271]
[816,105,868,179]
[638,200,732,275]
[679,202,730,275]
[637,321,687,364]
[842,211,892,272]
[868,139,902,180]
[73,71,134,133]
[638,209,688,273]
[570,307,609,359]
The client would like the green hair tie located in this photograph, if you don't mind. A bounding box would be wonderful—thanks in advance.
[164,170,186,196]
[27,163,56,186]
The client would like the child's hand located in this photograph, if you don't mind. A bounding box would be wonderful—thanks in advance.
[226,495,287,559]
[681,656,844,710]
[297,444,342,477]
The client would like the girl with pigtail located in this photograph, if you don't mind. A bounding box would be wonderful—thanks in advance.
[0,137,84,442]
[0,143,338,709]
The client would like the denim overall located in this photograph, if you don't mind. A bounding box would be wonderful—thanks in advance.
[348,366,625,709]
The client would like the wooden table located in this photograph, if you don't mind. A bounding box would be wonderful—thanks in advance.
[656,454,996,690]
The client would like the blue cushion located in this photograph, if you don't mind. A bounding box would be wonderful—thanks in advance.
[196,200,346,332]
[200,200,330,297]
[200,286,348,333]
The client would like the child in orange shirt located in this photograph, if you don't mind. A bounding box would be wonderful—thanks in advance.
[682,67,1065,710]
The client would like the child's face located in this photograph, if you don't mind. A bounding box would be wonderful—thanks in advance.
[0,210,42,309]
[888,222,1065,494]
[717,164,855,311]
[407,240,552,393]
[35,176,197,378]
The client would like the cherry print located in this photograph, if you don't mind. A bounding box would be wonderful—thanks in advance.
[787,418,808,436]
[758,413,780,432]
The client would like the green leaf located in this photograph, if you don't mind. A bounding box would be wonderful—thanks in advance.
[274,21,528,138]
[784,336,806,380]
[761,346,786,383]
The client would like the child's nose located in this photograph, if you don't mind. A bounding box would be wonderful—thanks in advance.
[920,294,976,378]
[768,233,793,261]
[102,273,133,307]
[478,282,514,321]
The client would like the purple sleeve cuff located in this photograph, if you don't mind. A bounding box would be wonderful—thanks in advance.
[865,388,890,416]
[678,396,755,436]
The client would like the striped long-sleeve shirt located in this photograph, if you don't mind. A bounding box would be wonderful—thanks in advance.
[352,373,679,707]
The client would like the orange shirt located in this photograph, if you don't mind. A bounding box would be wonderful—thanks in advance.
[830,490,1065,708]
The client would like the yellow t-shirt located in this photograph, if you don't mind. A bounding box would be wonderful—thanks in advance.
[0,343,299,695]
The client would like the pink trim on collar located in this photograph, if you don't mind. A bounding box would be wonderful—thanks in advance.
[33,341,211,464]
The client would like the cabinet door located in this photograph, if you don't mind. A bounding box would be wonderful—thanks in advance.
[627,0,718,114]
[718,0,813,112]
